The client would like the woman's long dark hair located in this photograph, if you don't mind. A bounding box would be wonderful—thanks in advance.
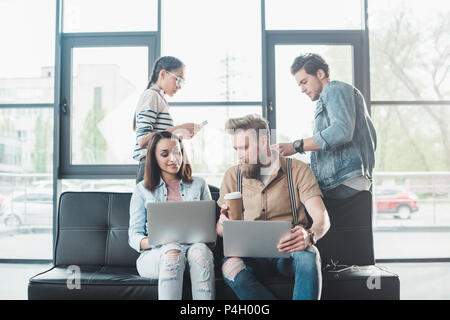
[133,56,184,131]
[143,131,193,192]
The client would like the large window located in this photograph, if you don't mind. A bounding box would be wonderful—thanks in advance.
[0,108,54,260]
[0,0,56,261]
[59,25,157,177]
[369,0,450,259]
[2,0,449,263]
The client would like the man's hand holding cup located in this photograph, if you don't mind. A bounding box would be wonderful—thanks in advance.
[216,192,244,237]
[224,192,243,220]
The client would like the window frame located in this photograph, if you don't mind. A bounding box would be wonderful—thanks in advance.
[59,32,158,178]
[264,30,369,144]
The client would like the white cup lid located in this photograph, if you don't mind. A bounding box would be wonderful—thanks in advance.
[224,191,242,200]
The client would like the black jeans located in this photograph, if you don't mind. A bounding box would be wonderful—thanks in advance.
[136,158,146,184]
[323,184,360,199]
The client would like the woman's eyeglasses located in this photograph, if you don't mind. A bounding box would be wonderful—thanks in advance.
[167,71,185,87]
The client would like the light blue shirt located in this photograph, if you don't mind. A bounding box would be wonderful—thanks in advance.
[128,176,212,253]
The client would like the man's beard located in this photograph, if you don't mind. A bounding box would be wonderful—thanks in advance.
[241,163,261,179]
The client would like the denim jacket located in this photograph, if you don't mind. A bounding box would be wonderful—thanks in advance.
[311,81,377,192]
[128,176,212,253]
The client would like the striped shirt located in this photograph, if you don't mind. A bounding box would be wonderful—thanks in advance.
[133,88,174,161]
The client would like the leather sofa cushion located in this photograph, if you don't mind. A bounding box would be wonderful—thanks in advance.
[29,265,158,300]
[29,265,399,300]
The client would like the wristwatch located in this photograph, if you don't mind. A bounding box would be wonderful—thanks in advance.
[307,229,317,246]
[293,139,305,154]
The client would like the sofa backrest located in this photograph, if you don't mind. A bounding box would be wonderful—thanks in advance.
[54,187,374,268]
[55,186,222,267]
[55,192,138,267]
[318,190,375,266]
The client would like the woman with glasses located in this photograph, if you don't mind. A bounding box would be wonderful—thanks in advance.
[133,56,202,184]
[128,131,215,300]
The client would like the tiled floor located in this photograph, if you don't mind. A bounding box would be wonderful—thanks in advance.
[0,262,449,300]
[0,263,52,300]
[378,262,450,300]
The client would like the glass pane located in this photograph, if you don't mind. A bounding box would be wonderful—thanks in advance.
[63,179,135,193]
[369,0,450,101]
[162,0,262,102]
[170,106,262,187]
[0,0,55,104]
[372,104,450,259]
[63,0,158,32]
[274,45,354,163]
[266,0,363,30]
[70,47,148,165]
[372,105,450,173]
[0,108,53,260]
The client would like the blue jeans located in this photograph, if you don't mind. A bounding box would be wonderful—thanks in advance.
[222,246,321,300]
[137,242,215,300]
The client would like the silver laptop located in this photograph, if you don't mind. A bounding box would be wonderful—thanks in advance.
[146,200,217,246]
[223,220,291,258]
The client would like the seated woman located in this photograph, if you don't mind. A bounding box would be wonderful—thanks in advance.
[128,130,215,300]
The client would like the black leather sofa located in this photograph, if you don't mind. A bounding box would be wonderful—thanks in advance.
[28,186,400,300]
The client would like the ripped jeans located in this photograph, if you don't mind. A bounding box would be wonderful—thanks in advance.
[221,246,321,300]
[137,242,215,300]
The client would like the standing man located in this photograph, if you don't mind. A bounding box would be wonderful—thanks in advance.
[274,53,377,199]
[217,114,330,300]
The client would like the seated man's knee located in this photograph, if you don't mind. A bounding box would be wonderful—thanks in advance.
[292,249,319,271]
[222,258,245,281]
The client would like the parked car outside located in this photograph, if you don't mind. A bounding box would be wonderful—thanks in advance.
[2,190,53,227]
[374,187,419,219]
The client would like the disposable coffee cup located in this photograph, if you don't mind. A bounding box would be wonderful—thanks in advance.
[224,192,243,220]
